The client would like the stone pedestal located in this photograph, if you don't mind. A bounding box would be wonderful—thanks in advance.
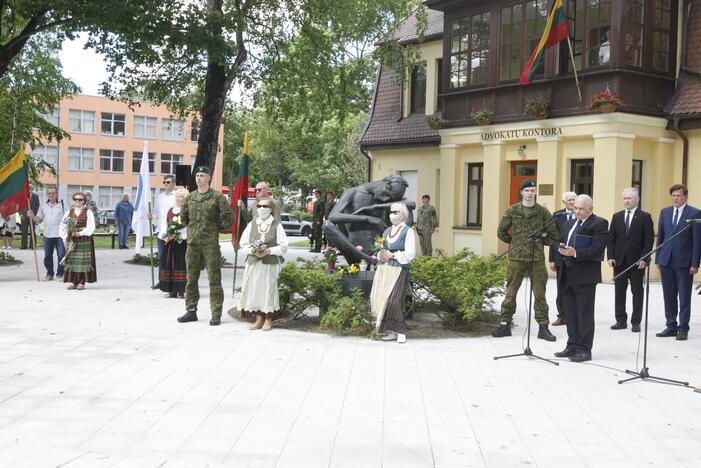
[341,271,375,299]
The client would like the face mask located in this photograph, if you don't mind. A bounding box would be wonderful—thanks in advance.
[257,207,271,219]
[389,213,401,225]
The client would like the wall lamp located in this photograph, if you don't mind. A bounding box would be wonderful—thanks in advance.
[517,144,527,158]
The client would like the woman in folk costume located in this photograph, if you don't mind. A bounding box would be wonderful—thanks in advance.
[238,197,288,331]
[159,188,188,298]
[370,202,416,343]
[59,192,96,290]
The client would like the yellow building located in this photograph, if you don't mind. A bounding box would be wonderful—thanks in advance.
[34,94,224,208]
[361,1,701,279]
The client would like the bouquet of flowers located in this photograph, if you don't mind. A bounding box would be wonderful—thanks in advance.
[372,236,389,253]
[59,217,78,267]
[63,217,77,239]
[250,239,267,255]
[165,215,185,244]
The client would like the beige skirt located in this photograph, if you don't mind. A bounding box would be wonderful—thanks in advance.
[370,263,404,330]
[238,260,283,314]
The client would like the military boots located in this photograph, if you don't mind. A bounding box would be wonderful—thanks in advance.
[492,322,512,337]
[177,310,198,323]
[537,325,556,341]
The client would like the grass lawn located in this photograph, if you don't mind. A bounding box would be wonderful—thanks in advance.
[4,234,159,250]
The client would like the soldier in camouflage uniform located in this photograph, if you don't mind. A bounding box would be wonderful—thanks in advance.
[177,166,233,326]
[492,179,559,341]
[310,189,325,252]
[416,194,439,256]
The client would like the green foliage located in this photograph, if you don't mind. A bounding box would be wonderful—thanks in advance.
[278,259,342,319]
[0,251,20,265]
[291,210,312,222]
[320,289,374,336]
[410,249,507,324]
[126,253,158,266]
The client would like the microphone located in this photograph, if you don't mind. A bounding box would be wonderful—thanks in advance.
[686,219,701,224]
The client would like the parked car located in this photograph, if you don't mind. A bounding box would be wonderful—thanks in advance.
[98,209,117,228]
[280,213,312,237]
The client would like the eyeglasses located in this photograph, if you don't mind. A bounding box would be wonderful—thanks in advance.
[163,181,173,185]
[255,188,264,192]
[258,205,271,208]
[73,198,84,201]
[390,211,400,214]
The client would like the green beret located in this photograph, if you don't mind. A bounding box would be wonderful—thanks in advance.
[194,165,210,175]
[520,179,536,191]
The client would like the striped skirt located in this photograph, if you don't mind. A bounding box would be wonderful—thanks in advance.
[160,240,187,293]
[370,263,409,334]
[64,236,97,284]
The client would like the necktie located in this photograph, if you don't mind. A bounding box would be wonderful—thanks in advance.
[567,220,582,247]
[625,211,631,234]
[672,208,679,228]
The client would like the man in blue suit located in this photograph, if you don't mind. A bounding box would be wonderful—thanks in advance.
[655,184,701,341]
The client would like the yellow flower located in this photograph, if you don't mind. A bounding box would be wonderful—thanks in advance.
[348,264,359,274]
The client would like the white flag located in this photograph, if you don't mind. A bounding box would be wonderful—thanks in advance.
[132,140,152,254]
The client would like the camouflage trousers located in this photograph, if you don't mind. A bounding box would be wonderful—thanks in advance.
[417,229,433,256]
[500,260,550,325]
[312,223,323,251]
[185,243,224,319]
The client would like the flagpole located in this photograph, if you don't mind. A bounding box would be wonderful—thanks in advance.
[148,201,155,287]
[567,37,583,104]
[232,205,241,296]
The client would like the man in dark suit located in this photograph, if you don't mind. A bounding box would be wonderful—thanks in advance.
[20,190,40,249]
[607,188,654,333]
[549,191,577,326]
[655,184,701,341]
[553,194,608,362]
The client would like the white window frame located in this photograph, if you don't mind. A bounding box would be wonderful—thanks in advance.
[132,151,157,174]
[160,153,183,175]
[69,109,95,134]
[100,112,126,136]
[68,147,95,171]
[39,107,60,126]
[162,118,185,141]
[133,116,157,139]
[98,186,124,210]
[99,149,125,173]
[33,145,58,166]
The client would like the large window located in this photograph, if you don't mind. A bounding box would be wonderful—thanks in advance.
[99,149,125,172]
[162,119,185,141]
[134,116,157,139]
[33,145,58,166]
[40,107,60,126]
[466,163,483,227]
[571,159,594,196]
[449,12,491,88]
[652,0,672,72]
[99,186,124,209]
[67,185,93,196]
[624,0,645,67]
[586,0,612,67]
[410,64,426,113]
[632,159,643,204]
[500,1,548,81]
[132,151,156,173]
[68,147,94,171]
[101,112,126,136]
[69,110,95,134]
[161,153,183,175]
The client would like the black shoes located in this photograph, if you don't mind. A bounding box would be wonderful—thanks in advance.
[631,323,641,333]
[610,321,627,330]
[551,317,566,326]
[569,351,592,362]
[676,331,688,341]
[209,317,221,326]
[656,327,678,337]
[491,323,512,338]
[537,325,556,342]
[554,348,576,358]
[177,310,198,323]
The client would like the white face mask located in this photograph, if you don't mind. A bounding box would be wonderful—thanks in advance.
[257,207,271,219]
[389,213,402,225]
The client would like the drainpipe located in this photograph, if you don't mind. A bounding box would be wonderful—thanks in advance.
[672,117,689,186]
[360,147,372,182]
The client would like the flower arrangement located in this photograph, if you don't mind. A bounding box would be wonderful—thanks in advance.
[250,239,268,255]
[425,114,444,129]
[525,98,550,119]
[323,246,339,264]
[165,215,185,243]
[372,236,389,253]
[469,108,494,125]
[588,90,623,113]
[338,263,360,275]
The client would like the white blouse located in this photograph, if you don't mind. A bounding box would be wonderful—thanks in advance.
[239,216,288,257]
[59,207,95,241]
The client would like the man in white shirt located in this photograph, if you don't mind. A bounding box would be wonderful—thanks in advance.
[28,187,66,280]
[150,175,177,265]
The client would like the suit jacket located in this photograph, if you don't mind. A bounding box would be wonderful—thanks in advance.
[607,208,654,267]
[655,204,701,269]
[548,208,574,265]
[555,214,609,285]
[20,192,40,218]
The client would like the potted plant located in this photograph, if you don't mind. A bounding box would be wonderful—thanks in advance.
[469,109,494,126]
[588,90,623,113]
[323,247,339,272]
[425,113,444,129]
[525,98,550,120]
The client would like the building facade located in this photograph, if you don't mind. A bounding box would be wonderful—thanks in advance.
[361,0,701,278]
[34,94,224,209]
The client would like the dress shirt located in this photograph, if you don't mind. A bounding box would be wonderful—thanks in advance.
[35,201,65,238]
[155,190,176,234]
[58,207,95,241]
[565,214,592,255]
[672,204,686,227]
[238,216,288,257]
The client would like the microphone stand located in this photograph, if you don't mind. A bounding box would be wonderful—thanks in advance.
[494,215,560,366]
[616,222,692,387]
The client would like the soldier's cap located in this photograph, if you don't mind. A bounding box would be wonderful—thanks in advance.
[520,179,536,191]
[194,166,210,175]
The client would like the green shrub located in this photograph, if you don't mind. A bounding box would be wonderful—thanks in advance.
[410,249,506,324]
[278,258,342,319]
[0,251,20,265]
[126,253,158,266]
[320,289,374,336]
[291,209,313,222]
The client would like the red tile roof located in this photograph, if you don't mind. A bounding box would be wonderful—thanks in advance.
[669,0,701,116]
[393,8,444,44]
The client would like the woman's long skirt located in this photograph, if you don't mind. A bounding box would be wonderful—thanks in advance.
[238,260,283,318]
[370,263,409,334]
[63,236,97,284]
[160,240,187,293]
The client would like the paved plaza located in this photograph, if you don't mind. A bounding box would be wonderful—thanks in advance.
[1,242,701,467]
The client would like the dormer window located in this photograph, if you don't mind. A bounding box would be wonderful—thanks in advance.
[449,11,491,88]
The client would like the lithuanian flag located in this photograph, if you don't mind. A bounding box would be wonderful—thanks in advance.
[519,0,569,85]
[0,147,30,218]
